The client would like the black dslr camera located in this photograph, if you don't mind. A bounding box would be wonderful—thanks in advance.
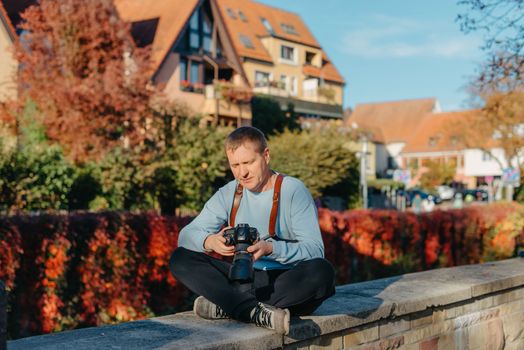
[223,223,260,283]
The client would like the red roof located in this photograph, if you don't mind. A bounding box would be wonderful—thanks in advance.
[347,98,438,144]
[216,0,345,84]
[115,0,199,72]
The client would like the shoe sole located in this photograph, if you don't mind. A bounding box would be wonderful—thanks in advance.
[283,308,290,335]
[193,296,208,319]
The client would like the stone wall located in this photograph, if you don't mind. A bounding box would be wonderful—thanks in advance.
[8,258,524,350]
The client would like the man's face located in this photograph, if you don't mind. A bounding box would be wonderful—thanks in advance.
[226,141,271,192]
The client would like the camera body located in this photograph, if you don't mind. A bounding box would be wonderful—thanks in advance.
[223,223,260,282]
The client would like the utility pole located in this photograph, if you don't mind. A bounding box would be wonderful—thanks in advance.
[360,135,368,209]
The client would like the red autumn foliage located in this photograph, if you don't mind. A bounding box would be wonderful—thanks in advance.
[0,203,523,338]
[9,0,154,163]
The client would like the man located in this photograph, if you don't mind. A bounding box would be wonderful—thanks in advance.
[170,126,335,335]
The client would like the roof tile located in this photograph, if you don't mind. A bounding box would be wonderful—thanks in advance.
[347,98,438,144]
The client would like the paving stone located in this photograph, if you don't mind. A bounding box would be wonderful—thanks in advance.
[466,319,504,350]
[452,308,499,329]
[308,334,343,350]
[343,325,379,347]
[497,298,524,316]
[350,335,404,350]
[501,312,524,343]
[402,320,452,345]
[420,337,438,350]
[410,309,434,329]
[436,333,456,350]
[379,318,410,338]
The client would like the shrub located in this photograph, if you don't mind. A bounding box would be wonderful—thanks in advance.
[2,204,522,338]
[269,128,359,199]
[251,96,300,136]
[0,144,75,212]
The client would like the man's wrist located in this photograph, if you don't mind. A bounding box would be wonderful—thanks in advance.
[203,235,213,252]
[266,241,273,255]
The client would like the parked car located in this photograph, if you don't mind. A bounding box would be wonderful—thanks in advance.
[462,189,488,202]
[436,185,455,201]
[402,189,442,207]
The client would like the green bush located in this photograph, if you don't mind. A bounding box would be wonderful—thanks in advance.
[251,96,300,136]
[269,128,359,200]
[0,144,75,212]
[170,119,232,211]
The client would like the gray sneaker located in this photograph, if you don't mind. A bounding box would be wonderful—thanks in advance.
[193,296,229,319]
[250,302,290,335]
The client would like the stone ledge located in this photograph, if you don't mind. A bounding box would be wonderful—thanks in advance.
[8,258,524,350]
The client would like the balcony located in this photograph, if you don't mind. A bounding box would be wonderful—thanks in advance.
[252,80,290,97]
[202,81,253,121]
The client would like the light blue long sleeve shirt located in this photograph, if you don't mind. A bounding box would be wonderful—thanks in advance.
[178,175,324,270]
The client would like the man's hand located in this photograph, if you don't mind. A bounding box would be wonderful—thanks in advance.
[247,240,273,261]
[203,226,235,256]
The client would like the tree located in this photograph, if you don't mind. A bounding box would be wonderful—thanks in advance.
[448,92,524,172]
[11,0,154,163]
[251,96,300,136]
[457,0,524,90]
[269,128,359,199]
[419,160,456,190]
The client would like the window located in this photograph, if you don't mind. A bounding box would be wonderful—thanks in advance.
[305,51,316,65]
[482,152,492,162]
[428,136,439,147]
[280,23,298,35]
[239,34,254,49]
[254,71,270,87]
[280,75,288,90]
[290,76,297,95]
[280,45,295,62]
[189,10,200,49]
[260,17,275,35]
[226,8,237,19]
[190,61,200,84]
[180,58,188,81]
[203,15,212,52]
[238,10,248,22]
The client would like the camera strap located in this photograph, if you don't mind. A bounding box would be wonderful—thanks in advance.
[229,173,285,237]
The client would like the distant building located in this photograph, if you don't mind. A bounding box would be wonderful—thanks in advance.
[347,98,440,177]
[115,0,252,126]
[401,110,471,187]
[0,1,16,102]
[2,0,345,125]
[216,0,345,120]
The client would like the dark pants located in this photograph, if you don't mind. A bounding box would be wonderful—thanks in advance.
[170,247,335,321]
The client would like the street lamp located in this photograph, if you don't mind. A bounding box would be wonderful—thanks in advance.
[352,122,369,209]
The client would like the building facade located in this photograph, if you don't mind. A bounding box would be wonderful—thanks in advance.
[216,0,345,120]
[0,2,16,102]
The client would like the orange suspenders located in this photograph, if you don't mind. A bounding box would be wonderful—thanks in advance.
[229,174,284,237]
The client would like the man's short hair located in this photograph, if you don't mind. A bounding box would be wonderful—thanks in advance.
[225,126,268,153]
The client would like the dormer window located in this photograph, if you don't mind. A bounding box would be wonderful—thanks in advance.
[280,23,298,35]
[305,51,316,65]
[238,10,248,22]
[428,136,439,147]
[226,8,237,19]
[239,34,254,49]
[260,17,275,35]
[280,45,296,63]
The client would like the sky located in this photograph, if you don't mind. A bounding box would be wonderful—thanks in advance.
[258,0,487,112]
